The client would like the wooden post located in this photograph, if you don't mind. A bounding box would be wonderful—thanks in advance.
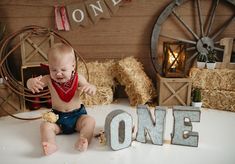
[219,38,234,69]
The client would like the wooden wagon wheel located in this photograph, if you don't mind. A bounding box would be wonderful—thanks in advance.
[151,0,235,75]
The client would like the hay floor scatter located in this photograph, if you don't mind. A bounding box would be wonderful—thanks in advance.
[0,99,235,164]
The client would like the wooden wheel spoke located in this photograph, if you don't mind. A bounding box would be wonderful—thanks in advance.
[186,46,196,51]
[172,10,199,40]
[184,51,198,73]
[160,34,196,45]
[196,0,204,37]
[187,51,198,63]
[206,0,219,36]
[211,14,235,40]
[214,46,224,52]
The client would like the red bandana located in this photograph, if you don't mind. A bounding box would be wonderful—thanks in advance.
[40,64,78,102]
[51,73,78,102]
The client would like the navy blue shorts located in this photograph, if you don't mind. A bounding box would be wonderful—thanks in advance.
[52,104,87,134]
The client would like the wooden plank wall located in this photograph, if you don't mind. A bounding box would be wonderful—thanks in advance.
[0,0,234,82]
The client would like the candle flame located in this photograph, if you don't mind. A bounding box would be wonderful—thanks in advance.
[168,51,178,68]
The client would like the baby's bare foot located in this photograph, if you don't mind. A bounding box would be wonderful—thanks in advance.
[42,142,58,156]
[75,136,88,151]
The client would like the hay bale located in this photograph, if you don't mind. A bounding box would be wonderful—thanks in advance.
[77,60,116,106]
[190,68,235,91]
[80,86,113,106]
[77,60,116,87]
[201,89,235,112]
[113,56,157,106]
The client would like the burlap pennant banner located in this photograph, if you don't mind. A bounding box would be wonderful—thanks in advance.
[54,5,64,30]
[66,3,90,28]
[55,0,131,30]
[60,6,71,31]
[85,0,111,24]
[105,0,124,14]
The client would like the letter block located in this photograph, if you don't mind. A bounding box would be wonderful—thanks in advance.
[105,110,133,150]
[171,106,201,147]
[136,105,166,145]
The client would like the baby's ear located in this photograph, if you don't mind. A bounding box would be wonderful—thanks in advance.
[72,60,76,69]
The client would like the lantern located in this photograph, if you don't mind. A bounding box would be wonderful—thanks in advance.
[163,42,187,77]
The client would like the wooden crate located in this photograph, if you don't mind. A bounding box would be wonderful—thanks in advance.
[20,32,53,110]
[156,74,192,106]
[20,33,54,66]
[0,84,22,117]
[21,65,50,110]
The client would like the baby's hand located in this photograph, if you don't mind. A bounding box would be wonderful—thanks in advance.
[27,75,44,94]
[78,84,96,96]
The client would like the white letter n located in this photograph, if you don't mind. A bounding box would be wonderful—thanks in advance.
[89,1,103,16]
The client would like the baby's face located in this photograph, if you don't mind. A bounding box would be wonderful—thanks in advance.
[48,53,75,83]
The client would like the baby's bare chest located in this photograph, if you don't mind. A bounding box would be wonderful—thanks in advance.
[48,83,82,112]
